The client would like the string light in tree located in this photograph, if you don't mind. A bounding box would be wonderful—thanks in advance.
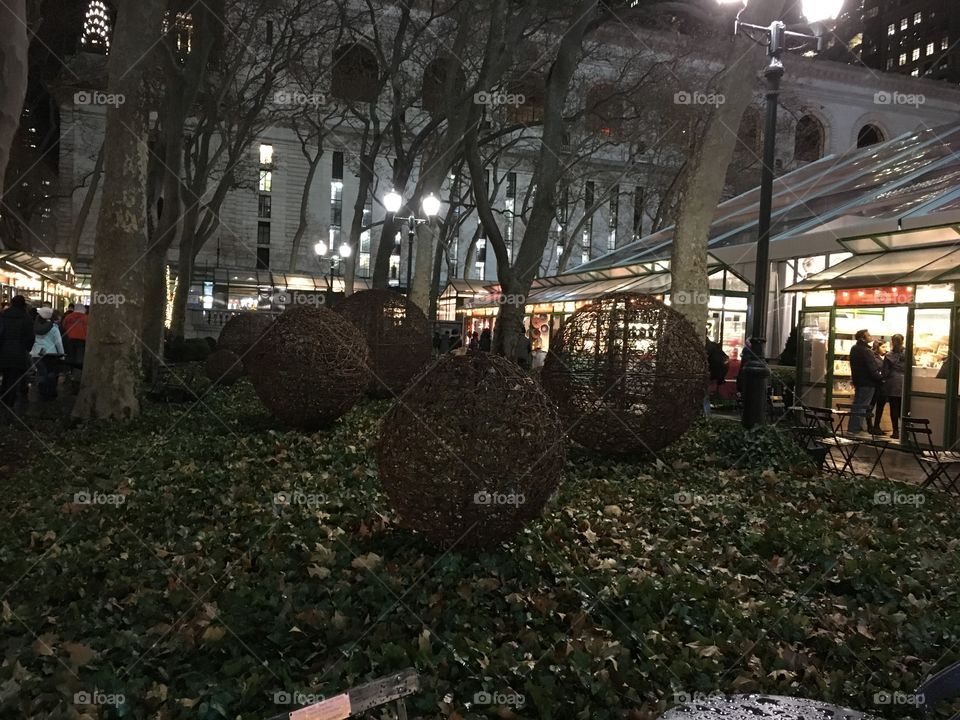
[80,1,112,54]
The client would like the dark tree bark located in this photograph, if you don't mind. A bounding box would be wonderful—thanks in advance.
[73,0,168,420]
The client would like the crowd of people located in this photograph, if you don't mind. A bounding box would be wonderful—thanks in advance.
[848,328,906,438]
[0,296,88,414]
[432,325,534,369]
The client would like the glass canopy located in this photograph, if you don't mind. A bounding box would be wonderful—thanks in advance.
[787,245,960,291]
[575,123,960,274]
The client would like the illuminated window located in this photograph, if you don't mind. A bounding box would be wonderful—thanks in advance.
[912,47,920,61]
[505,172,516,262]
[899,53,907,66]
[607,185,619,252]
[259,144,274,166]
[581,181,594,265]
[943,36,950,51]
[475,237,486,280]
[887,23,895,35]
[258,170,272,192]
[900,17,908,30]
[329,151,343,248]
[911,68,920,76]
[927,42,935,56]
[913,11,921,24]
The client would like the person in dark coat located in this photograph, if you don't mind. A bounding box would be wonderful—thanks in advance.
[0,296,37,413]
[876,333,906,439]
[848,328,883,434]
[478,328,492,352]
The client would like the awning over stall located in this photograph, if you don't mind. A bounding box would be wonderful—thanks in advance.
[566,123,960,274]
[786,244,960,292]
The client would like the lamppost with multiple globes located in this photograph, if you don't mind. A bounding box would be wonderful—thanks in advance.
[716,0,843,428]
[383,190,441,293]
[314,239,352,300]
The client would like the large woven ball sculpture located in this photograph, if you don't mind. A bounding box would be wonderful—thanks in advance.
[541,294,707,455]
[247,306,370,430]
[377,352,565,548]
[205,348,243,386]
[217,311,275,368]
[336,289,432,398]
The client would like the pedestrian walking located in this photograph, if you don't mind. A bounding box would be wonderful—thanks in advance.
[31,307,65,401]
[479,328,492,352]
[62,304,89,384]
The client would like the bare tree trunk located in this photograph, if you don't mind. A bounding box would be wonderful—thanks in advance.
[669,1,785,333]
[0,0,28,198]
[429,233,446,320]
[68,142,105,263]
[410,223,434,311]
[288,149,322,272]
[73,0,167,421]
[170,206,200,339]
[462,225,481,280]
[141,244,168,377]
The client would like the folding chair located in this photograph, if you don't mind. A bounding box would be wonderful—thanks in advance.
[805,406,862,476]
[902,418,960,493]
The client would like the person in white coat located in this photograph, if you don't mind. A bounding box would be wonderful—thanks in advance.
[31,307,64,400]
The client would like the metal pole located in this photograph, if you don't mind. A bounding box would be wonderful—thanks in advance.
[406,218,415,295]
[742,22,784,429]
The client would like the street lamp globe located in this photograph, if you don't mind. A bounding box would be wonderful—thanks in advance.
[421,193,441,218]
[384,189,403,214]
[801,0,843,22]
[339,243,352,258]
[314,240,328,256]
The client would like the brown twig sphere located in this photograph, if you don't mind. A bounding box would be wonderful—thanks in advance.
[541,294,707,455]
[336,289,432,398]
[377,352,565,548]
[217,312,276,368]
[247,306,370,430]
[205,349,243,386]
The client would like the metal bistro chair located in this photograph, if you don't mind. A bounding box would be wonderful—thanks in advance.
[902,418,960,493]
[659,660,960,720]
[805,406,862,476]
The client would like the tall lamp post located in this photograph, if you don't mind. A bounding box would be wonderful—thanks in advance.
[314,239,352,302]
[383,189,441,293]
[717,0,843,428]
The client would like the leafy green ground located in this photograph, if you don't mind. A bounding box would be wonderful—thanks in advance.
[1,372,958,719]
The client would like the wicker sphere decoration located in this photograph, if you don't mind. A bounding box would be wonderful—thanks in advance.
[217,312,275,367]
[377,352,565,548]
[247,306,370,430]
[205,349,244,386]
[336,289,432,398]
[541,293,707,455]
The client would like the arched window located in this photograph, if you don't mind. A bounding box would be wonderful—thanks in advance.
[422,57,465,115]
[857,123,885,148]
[794,115,825,163]
[586,84,626,138]
[331,44,379,103]
[504,76,545,125]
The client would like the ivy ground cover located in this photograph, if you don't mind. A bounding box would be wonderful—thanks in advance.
[1,376,958,719]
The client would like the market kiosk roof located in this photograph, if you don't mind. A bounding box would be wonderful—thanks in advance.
[570,123,960,275]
